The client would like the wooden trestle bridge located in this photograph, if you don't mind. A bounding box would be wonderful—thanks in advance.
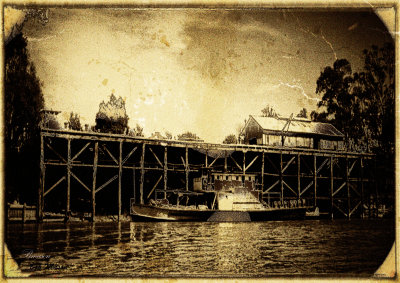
[39,128,379,221]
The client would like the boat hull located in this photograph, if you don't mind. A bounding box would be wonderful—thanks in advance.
[131,204,307,222]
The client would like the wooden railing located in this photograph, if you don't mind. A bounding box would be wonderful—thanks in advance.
[7,203,37,222]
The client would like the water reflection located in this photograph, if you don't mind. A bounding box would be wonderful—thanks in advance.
[5,219,394,277]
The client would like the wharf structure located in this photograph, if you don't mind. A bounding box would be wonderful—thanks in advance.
[38,120,380,222]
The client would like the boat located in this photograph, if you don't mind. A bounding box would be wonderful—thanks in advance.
[305,207,320,219]
[131,172,311,222]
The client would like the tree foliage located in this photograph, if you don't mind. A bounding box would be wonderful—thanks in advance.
[69,112,82,131]
[312,59,357,148]
[133,124,144,137]
[95,94,129,134]
[5,33,44,203]
[261,104,279,117]
[165,131,173,140]
[356,43,395,155]
[223,134,237,144]
[46,113,61,129]
[312,43,394,155]
[296,108,308,118]
[127,124,144,137]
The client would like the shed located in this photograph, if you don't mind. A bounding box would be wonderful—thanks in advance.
[240,115,344,150]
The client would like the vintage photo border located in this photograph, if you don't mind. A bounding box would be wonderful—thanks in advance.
[0,0,398,281]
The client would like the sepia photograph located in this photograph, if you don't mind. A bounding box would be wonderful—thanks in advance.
[2,2,397,279]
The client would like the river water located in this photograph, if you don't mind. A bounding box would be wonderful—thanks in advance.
[6,219,394,278]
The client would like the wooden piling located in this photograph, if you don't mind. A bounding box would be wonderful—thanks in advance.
[92,142,98,222]
[133,168,136,203]
[118,141,123,221]
[224,150,227,172]
[330,156,334,219]
[313,155,317,207]
[22,203,26,223]
[243,151,246,175]
[261,152,265,195]
[374,157,379,218]
[360,157,364,218]
[280,152,283,203]
[297,154,300,200]
[346,157,350,219]
[185,146,189,191]
[140,143,146,204]
[66,138,71,220]
[38,134,45,222]
[164,146,168,199]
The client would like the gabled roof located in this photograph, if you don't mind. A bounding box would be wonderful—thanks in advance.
[248,115,344,138]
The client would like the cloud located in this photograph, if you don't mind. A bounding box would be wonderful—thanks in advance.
[21,9,392,143]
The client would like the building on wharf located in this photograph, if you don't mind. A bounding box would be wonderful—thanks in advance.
[240,115,345,150]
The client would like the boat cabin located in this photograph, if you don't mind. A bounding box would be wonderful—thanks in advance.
[193,173,258,192]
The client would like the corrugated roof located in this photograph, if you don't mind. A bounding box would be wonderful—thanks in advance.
[251,115,343,137]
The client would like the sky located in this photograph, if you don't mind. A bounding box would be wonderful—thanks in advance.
[17,8,393,142]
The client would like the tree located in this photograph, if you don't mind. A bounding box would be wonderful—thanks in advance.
[133,124,144,137]
[355,43,395,155]
[261,104,279,117]
[223,134,237,144]
[69,112,82,131]
[165,131,173,139]
[95,94,129,134]
[46,113,61,129]
[312,59,361,149]
[127,124,144,137]
[312,43,394,155]
[177,131,201,141]
[296,108,308,118]
[5,33,44,203]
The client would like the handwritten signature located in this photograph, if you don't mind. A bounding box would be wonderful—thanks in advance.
[22,249,51,259]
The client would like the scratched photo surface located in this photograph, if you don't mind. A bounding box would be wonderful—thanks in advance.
[4,7,395,278]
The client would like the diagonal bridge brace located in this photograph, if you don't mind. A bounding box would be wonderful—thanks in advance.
[245,156,258,172]
[149,147,163,168]
[95,175,118,194]
[300,181,314,197]
[122,146,137,165]
[70,171,91,193]
[45,142,67,163]
[44,176,66,197]
[102,145,118,164]
[230,155,242,171]
[147,175,163,199]
[282,156,296,173]
[71,142,91,161]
